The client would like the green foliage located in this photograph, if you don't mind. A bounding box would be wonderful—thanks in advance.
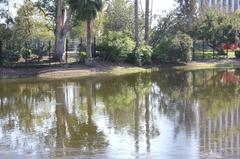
[35,0,56,30]
[32,40,48,60]
[97,31,135,63]
[172,32,193,62]
[70,0,103,21]
[79,51,87,63]
[195,10,240,52]
[2,50,21,64]
[152,32,193,62]
[138,44,152,64]
[104,0,134,34]
[21,48,32,60]
[97,31,152,64]
[235,50,240,59]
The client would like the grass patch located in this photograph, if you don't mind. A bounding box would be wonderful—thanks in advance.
[194,50,235,60]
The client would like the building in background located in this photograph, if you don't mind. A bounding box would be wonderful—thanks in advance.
[199,0,240,12]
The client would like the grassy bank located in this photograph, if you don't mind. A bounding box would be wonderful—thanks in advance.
[177,59,240,70]
[1,60,240,80]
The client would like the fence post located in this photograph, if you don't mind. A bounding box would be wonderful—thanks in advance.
[227,46,229,59]
[0,41,2,66]
[66,39,69,64]
[79,37,83,52]
[213,48,215,59]
[202,40,205,60]
[192,40,195,61]
[93,36,96,57]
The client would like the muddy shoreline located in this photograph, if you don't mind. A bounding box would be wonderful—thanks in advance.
[0,59,240,79]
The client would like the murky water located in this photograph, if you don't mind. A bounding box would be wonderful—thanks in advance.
[0,69,240,159]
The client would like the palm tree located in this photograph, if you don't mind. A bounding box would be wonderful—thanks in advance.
[144,0,150,43]
[71,0,103,66]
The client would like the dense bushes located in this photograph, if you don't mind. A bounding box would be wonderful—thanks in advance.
[152,32,193,62]
[97,31,152,64]
[137,44,152,64]
[97,31,135,63]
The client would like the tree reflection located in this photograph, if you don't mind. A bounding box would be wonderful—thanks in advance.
[52,81,108,156]
[1,69,240,158]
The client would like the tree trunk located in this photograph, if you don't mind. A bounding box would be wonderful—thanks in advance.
[55,34,67,62]
[54,0,71,62]
[85,19,94,66]
[0,41,2,66]
[54,0,64,61]
[144,0,150,43]
[134,0,141,66]
[135,0,140,49]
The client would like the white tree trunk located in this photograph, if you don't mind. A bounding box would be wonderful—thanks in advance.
[54,0,71,62]
[55,34,67,62]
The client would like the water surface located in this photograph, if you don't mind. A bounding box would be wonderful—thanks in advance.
[0,69,240,159]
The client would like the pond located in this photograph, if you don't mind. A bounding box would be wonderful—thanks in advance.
[0,69,240,159]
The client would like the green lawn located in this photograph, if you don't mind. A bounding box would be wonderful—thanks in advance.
[193,50,236,60]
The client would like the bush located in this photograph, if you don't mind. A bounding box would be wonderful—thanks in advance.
[152,32,193,62]
[2,50,21,63]
[138,44,152,64]
[235,50,240,59]
[97,31,152,65]
[32,42,48,61]
[79,51,87,63]
[97,31,135,63]
[21,48,32,60]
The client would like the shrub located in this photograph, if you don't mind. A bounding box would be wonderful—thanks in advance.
[172,32,193,62]
[79,51,87,63]
[152,32,193,63]
[235,50,240,59]
[2,50,21,63]
[32,42,48,61]
[21,48,32,60]
[138,44,152,64]
[97,31,135,63]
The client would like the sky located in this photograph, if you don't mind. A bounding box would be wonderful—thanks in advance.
[140,0,177,15]
[1,0,177,22]
[9,0,177,16]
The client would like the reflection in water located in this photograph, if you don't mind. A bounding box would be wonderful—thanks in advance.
[0,69,240,158]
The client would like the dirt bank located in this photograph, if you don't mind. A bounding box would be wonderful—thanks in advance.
[1,59,240,79]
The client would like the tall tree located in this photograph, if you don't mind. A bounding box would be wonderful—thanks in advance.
[134,0,139,49]
[71,0,103,66]
[104,0,134,35]
[36,0,72,61]
[54,0,72,61]
[134,0,142,66]
[144,0,150,43]
[176,0,197,33]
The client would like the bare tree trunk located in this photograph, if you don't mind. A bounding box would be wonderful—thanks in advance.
[54,0,64,61]
[144,0,150,43]
[0,40,2,66]
[135,0,140,49]
[54,0,71,62]
[85,19,94,66]
[134,0,141,66]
